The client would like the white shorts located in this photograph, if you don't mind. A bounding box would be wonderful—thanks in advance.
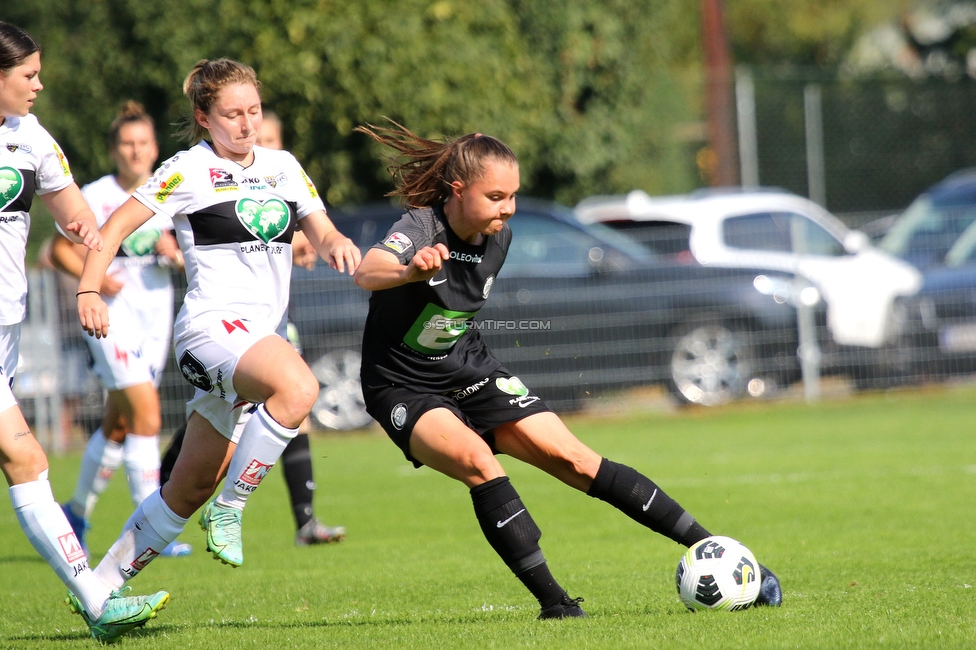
[87,294,173,390]
[0,323,20,412]
[176,315,285,440]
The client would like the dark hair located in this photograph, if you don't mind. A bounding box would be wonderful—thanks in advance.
[109,100,155,146]
[0,22,40,72]
[179,58,260,143]
[355,119,518,208]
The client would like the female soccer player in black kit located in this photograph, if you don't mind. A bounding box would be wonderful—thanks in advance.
[353,121,782,619]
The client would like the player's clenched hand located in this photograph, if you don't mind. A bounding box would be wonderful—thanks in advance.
[407,244,449,282]
[77,293,110,339]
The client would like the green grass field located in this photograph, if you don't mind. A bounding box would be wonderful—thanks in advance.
[2,384,976,648]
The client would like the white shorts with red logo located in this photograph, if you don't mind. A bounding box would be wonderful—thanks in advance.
[175,314,285,440]
[0,323,21,412]
[86,298,172,391]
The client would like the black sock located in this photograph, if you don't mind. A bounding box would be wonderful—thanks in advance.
[587,458,710,547]
[471,477,567,607]
[159,424,186,488]
[281,433,315,529]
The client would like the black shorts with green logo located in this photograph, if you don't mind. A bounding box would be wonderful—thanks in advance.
[363,366,552,468]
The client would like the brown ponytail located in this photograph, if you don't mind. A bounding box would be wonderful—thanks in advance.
[355,119,517,208]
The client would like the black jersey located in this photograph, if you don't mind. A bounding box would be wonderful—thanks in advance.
[361,205,511,392]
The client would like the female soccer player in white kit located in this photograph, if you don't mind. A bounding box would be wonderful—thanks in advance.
[52,101,191,557]
[75,58,359,602]
[0,21,168,642]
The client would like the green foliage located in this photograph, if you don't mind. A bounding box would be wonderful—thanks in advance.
[8,0,699,217]
[3,385,976,647]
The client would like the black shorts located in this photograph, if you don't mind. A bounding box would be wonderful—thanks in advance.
[363,366,552,468]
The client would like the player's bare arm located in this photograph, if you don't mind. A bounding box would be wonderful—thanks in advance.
[354,243,449,291]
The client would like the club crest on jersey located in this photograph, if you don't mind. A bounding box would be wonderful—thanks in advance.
[483,275,495,299]
[178,350,213,392]
[383,232,413,254]
[209,168,238,192]
[264,172,287,188]
[5,142,30,153]
[0,167,24,211]
[236,197,290,244]
[58,532,86,563]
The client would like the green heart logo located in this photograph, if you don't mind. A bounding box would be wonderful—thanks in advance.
[0,167,24,211]
[236,197,290,244]
[495,376,528,397]
[121,229,162,257]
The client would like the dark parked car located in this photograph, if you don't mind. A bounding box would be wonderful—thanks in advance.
[289,199,804,429]
[856,169,976,385]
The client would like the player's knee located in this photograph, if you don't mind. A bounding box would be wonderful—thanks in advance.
[459,446,502,482]
[270,372,317,429]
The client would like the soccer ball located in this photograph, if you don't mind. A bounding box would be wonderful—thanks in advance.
[675,536,761,611]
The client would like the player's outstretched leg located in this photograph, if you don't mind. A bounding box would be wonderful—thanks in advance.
[66,587,170,643]
[471,476,587,620]
[587,458,783,606]
[586,458,711,546]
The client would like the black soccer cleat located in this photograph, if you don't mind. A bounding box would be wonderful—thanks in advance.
[754,563,783,607]
[538,595,588,620]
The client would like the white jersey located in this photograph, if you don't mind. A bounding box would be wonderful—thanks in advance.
[132,141,324,339]
[0,114,74,325]
[83,174,175,297]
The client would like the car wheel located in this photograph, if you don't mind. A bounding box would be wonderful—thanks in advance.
[308,350,373,430]
[668,322,753,406]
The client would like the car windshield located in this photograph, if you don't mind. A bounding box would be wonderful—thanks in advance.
[878,195,976,266]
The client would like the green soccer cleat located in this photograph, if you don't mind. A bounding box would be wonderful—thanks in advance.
[66,586,170,643]
[198,500,244,567]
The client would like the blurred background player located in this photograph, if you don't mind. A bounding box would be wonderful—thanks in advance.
[158,110,346,546]
[51,101,191,558]
[0,21,168,641]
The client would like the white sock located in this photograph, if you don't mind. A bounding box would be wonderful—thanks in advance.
[123,434,161,506]
[10,478,111,618]
[93,489,187,591]
[216,404,297,510]
[70,428,123,518]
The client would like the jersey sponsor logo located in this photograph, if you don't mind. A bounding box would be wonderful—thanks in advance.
[382,232,413,254]
[236,197,290,243]
[209,168,238,191]
[155,172,184,203]
[58,532,86,563]
[428,276,446,287]
[482,275,495,299]
[450,251,483,264]
[237,459,272,487]
[453,376,490,401]
[240,176,267,190]
[264,172,287,188]
[405,303,476,355]
[391,403,408,430]
[0,167,24,211]
[300,169,318,198]
[178,350,213,392]
[53,142,71,176]
[114,344,130,369]
[5,142,31,153]
[222,318,250,333]
[120,228,162,257]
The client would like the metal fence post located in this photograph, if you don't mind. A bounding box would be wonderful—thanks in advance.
[804,83,827,207]
[736,65,759,188]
